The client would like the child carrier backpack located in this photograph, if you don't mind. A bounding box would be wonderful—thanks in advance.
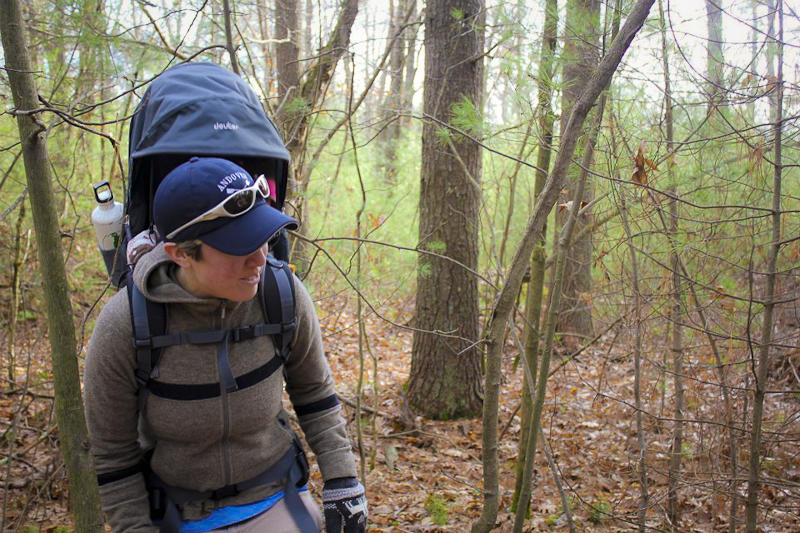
[113,61,293,287]
[95,63,316,533]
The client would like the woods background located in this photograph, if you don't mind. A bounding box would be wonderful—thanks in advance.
[0,0,798,531]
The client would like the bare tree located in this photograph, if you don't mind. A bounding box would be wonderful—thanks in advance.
[280,0,359,272]
[380,0,408,187]
[471,0,656,529]
[0,1,103,530]
[511,0,558,516]
[745,1,784,530]
[554,0,602,346]
[275,0,301,144]
[705,0,726,106]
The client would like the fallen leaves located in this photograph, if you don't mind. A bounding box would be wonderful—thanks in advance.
[7,290,800,532]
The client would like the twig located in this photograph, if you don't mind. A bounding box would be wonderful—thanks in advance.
[338,393,387,418]
[0,188,26,223]
[548,316,625,378]
[499,403,521,442]
[789,357,800,388]
[438,470,483,494]
[135,0,187,60]
[294,233,491,342]
[0,426,56,467]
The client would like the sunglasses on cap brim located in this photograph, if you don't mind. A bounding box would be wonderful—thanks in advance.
[165,175,270,240]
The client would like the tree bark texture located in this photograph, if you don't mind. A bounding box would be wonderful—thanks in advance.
[471,1,655,530]
[554,0,602,344]
[408,0,485,420]
[0,2,104,531]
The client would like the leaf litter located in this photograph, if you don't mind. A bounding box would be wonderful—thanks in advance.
[1,294,799,532]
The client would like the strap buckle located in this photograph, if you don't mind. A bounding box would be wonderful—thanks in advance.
[133,337,152,349]
[232,326,255,342]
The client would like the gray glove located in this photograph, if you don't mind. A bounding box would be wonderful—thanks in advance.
[322,477,367,533]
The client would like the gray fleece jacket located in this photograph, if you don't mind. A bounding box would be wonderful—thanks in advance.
[84,245,356,533]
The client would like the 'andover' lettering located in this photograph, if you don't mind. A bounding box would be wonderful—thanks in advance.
[216,172,251,192]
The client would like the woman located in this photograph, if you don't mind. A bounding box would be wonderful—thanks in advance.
[84,157,367,533]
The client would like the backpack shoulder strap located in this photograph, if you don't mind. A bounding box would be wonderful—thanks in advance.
[128,277,167,413]
[259,256,296,362]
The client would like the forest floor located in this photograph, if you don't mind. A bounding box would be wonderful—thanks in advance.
[1,292,799,532]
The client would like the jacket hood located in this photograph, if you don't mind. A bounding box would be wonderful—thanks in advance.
[133,243,218,307]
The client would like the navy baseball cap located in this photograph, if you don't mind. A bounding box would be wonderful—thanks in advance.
[153,157,299,256]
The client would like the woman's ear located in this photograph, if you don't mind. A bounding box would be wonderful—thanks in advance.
[163,242,193,268]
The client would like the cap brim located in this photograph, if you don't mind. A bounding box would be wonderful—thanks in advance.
[198,202,299,256]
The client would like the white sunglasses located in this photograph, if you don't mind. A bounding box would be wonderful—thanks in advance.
[165,175,270,240]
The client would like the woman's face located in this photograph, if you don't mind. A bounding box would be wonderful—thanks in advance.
[181,242,268,302]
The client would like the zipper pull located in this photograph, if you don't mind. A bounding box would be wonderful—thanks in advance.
[221,302,226,321]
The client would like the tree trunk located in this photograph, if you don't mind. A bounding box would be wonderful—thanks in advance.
[380,0,407,188]
[471,1,655,529]
[282,0,359,274]
[511,0,558,514]
[401,0,418,126]
[222,0,239,73]
[509,99,597,532]
[304,0,312,60]
[618,163,649,533]
[7,195,27,383]
[705,0,725,106]
[408,0,485,420]
[745,1,783,529]
[662,1,684,528]
[275,0,301,143]
[554,0,601,346]
[0,2,103,531]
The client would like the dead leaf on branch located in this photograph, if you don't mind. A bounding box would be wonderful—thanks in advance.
[558,200,589,212]
[766,75,780,94]
[632,144,658,186]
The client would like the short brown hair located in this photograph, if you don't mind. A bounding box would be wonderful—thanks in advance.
[176,239,203,260]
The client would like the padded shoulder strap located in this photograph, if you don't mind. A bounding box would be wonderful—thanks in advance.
[128,278,167,413]
[260,256,296,362]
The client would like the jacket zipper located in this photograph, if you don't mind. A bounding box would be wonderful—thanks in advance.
[218,302,232,488]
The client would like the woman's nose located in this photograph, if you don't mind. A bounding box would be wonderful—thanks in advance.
[246,243,268,266]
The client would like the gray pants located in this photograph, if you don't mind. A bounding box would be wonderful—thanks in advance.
[208,492,323,533]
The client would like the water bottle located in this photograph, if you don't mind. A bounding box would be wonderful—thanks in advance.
[91,181,124,278]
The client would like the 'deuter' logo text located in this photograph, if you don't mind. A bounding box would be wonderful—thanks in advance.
[214,122,240,131]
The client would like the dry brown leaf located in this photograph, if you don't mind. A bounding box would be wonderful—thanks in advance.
[632,145,657,186]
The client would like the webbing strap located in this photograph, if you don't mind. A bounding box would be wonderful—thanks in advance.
[130,282,165,414]
[217,331,238,393]
[148,323,289,349]
[147,357,283,401]
[97,462,143,487]
[152,441,315,533]
[294,393,340,417]
[134,320,289,403]
[262,258,296,361]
